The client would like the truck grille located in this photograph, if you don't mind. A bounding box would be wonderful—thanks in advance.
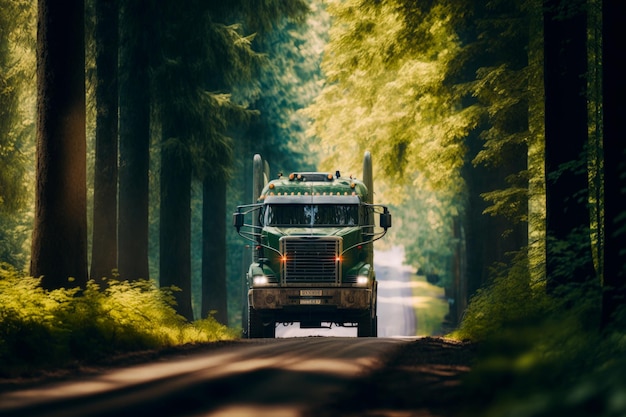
[280,237,341,283]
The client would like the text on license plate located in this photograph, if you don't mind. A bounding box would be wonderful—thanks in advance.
[300,290,323,296]
[300,299,322,305]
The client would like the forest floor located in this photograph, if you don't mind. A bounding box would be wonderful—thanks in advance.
[0,337,478,417]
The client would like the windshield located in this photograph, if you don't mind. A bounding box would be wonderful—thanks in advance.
[264,204,358,227]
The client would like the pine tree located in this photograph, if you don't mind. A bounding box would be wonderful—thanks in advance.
[90,0,119,282]
[153,1,264,320]
[118,0,152,281]
[601,0,626,328]
[452,0,532,294]
[31,0,88,289]
[543,0,596,292]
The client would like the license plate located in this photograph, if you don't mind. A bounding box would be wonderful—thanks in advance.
[300,299,322,305]
[300,290,323,296]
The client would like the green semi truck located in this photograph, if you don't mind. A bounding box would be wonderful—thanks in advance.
[233,151,391,338]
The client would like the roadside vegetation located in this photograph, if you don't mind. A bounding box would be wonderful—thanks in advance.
[412,274,448,337]
[0,263,238,377]
[453,250,626,417]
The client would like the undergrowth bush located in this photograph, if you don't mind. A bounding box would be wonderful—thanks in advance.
[453,251,626,417]
[0,263,238,377]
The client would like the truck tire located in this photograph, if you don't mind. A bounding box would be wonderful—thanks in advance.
[372,315,378,337]
[357,310,374,337]
[242,301,249,338]
[248,307,275,338]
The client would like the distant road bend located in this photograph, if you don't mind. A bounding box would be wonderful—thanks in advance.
[0,337,412,417]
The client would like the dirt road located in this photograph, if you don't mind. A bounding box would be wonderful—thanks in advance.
[0,337,474,417]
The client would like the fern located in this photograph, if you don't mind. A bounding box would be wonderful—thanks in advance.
[0,264,237,376]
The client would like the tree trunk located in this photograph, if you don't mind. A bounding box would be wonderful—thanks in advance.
[160,137,194,321]
[543,0,595,291]
[31,0,88,289]
[601,0,626,328]
[90,0,118,282]
[201,177,228,324]
[118,0,150,280]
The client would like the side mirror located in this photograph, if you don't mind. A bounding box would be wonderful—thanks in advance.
[379,211,392,230]
[233,212,244,232]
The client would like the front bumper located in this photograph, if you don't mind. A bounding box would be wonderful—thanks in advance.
[249,287,373,310]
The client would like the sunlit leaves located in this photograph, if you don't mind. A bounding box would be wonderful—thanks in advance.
[308,0,475,202]
[0,0,35,215]
[0,264,237,375]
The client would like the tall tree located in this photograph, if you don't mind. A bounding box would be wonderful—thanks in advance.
[31,0,88,289]
[202,178,228,323]
[543,0,595,292]
[118,0,151,280]
[601,0,626,328]
[160,136,193,319]
[154,0,198,321]
[455,0,531,295]
[90,0,119,282]
[154,2,252,320]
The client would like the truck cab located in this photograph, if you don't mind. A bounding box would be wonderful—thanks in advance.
[233,152,391,338]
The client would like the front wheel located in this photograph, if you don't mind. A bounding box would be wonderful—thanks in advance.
[357,310,376,337]
[248,307,276,339]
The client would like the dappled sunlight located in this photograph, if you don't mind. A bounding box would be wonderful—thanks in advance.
[0,349,245,409]
[283,357,378,375]
[204,405,301,417]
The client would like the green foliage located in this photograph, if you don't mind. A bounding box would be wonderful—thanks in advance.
[152,3,263,182]
[454,250,552,341]
[0,0,34,214]
[454,249,626,417]
[241,0,327,174]
[412,275,449,336]
[308,0,477,202]
[0,264,237,376]
[385,184,459,286]
[0,0,35,277]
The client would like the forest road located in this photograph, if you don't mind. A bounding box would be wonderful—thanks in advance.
[0,337,415,417]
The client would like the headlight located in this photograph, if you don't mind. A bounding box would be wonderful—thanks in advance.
[356,275,369,285]
[252,275,269,285]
